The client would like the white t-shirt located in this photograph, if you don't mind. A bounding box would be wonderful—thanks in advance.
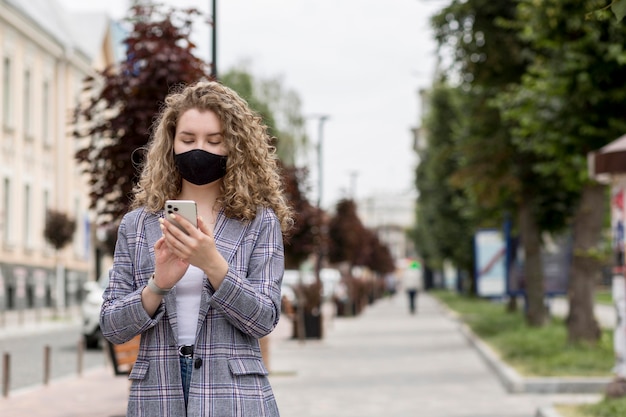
[403,268,423,291]
[176,265,204,346]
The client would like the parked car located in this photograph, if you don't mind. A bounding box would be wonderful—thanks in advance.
[282,268,341,302]
[320,268,341,300]
[280,269,304,312]
[81,271,108,349]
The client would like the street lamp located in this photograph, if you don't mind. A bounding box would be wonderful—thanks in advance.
[313,115,329,209]
[310,115,329,338]
[210,0,217,79]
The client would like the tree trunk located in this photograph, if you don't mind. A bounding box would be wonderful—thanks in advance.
[519,198,546,326]
[54,256,66,317]
[567,183,605,344]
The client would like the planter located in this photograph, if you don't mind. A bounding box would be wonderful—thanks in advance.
[292,310,323,339]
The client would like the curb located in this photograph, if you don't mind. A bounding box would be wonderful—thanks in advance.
[535,406,562,417]
[460,323,612,394]
[434,298,611,394]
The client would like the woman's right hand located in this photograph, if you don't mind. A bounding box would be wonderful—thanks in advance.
[140,235,189,316]
[153,235,189,289]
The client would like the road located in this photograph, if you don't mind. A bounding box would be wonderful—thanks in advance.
[0,326,107,393]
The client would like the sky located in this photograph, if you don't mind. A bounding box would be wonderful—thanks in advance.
[58,0,444,210]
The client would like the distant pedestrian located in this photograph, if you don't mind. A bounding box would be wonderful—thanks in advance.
[403,261,423,314]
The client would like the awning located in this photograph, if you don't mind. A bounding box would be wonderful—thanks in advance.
[588,134,626,182]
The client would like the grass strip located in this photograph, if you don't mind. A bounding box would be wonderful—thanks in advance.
[594,289,612,306]
[577,396,626,416]
[554,396,626,417]
[431,290,613,377]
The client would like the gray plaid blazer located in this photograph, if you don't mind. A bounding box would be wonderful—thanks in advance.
[101,206,284,417]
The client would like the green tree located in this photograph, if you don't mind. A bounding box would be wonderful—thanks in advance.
[220,67,317,268]
[430,0,579,325]
[430,0,540,309]
[603,0,626,20]
[412,82,474,289]
[220,66,308,166]
[73,3,210,226]
[220,68,277,136]
[496,0,626,343]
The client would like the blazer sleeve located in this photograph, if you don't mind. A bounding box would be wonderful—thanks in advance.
[100,210,165,344]
[209,208,284,339]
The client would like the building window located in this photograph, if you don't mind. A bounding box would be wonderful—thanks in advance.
[24,184,32,249]
[43,189,49,218]
[2,57,12,129]
[3,177,12,246]
[23,69,32,139]
[43,189,52,253]
[73,197,82,257]
[42,80,50,146]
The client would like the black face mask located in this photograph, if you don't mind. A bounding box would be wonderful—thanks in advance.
[174,149,228,186]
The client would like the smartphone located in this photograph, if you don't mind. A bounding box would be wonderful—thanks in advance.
[164,200,198,234]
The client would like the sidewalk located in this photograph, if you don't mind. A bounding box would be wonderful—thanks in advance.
[0,293,600,417]
[270,294,598,417]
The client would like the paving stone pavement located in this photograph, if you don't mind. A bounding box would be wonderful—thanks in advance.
[0,293,601,416]
[269,294,599,417]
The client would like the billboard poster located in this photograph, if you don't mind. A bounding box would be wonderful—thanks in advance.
[506,232,571,296]
[611,183,626,378]
[612,186,625,267]
[474,229,506,297]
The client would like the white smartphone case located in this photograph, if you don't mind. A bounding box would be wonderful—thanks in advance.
[164,200,198,233]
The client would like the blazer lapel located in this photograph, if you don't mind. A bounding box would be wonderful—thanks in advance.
[195,212,248,339]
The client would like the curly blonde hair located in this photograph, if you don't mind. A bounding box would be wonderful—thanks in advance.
[132,81,294,233]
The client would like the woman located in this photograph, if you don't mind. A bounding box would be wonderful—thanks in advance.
[100,81,293,417]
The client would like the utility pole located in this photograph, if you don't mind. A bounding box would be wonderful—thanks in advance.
[305,115,329,338]
[349,170,359,199]
[210,0,217,79]
[315,115,329,209]
[313,115,329,288]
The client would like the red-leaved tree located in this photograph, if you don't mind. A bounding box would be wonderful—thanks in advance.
[73,3,210,226]
[281,165,322,268]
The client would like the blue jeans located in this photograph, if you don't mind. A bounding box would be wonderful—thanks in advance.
[180,356,193,408]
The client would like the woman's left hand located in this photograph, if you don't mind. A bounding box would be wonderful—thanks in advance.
[160,214,229,288]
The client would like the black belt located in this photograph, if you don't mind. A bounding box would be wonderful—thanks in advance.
[178,345,194,357]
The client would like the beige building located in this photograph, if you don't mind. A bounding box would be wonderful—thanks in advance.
[0,0,119,312]
[357,192,417,262]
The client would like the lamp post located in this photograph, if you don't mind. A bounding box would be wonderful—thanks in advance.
[210,0,217,79]
[311,115,329,338]
[315,115,329,209]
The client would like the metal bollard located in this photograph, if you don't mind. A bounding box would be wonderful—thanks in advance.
[2,353,9,398]
[77,339,84,377]
[43,345,51,385]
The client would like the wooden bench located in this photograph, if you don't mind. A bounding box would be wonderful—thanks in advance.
[107,335,141,376]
